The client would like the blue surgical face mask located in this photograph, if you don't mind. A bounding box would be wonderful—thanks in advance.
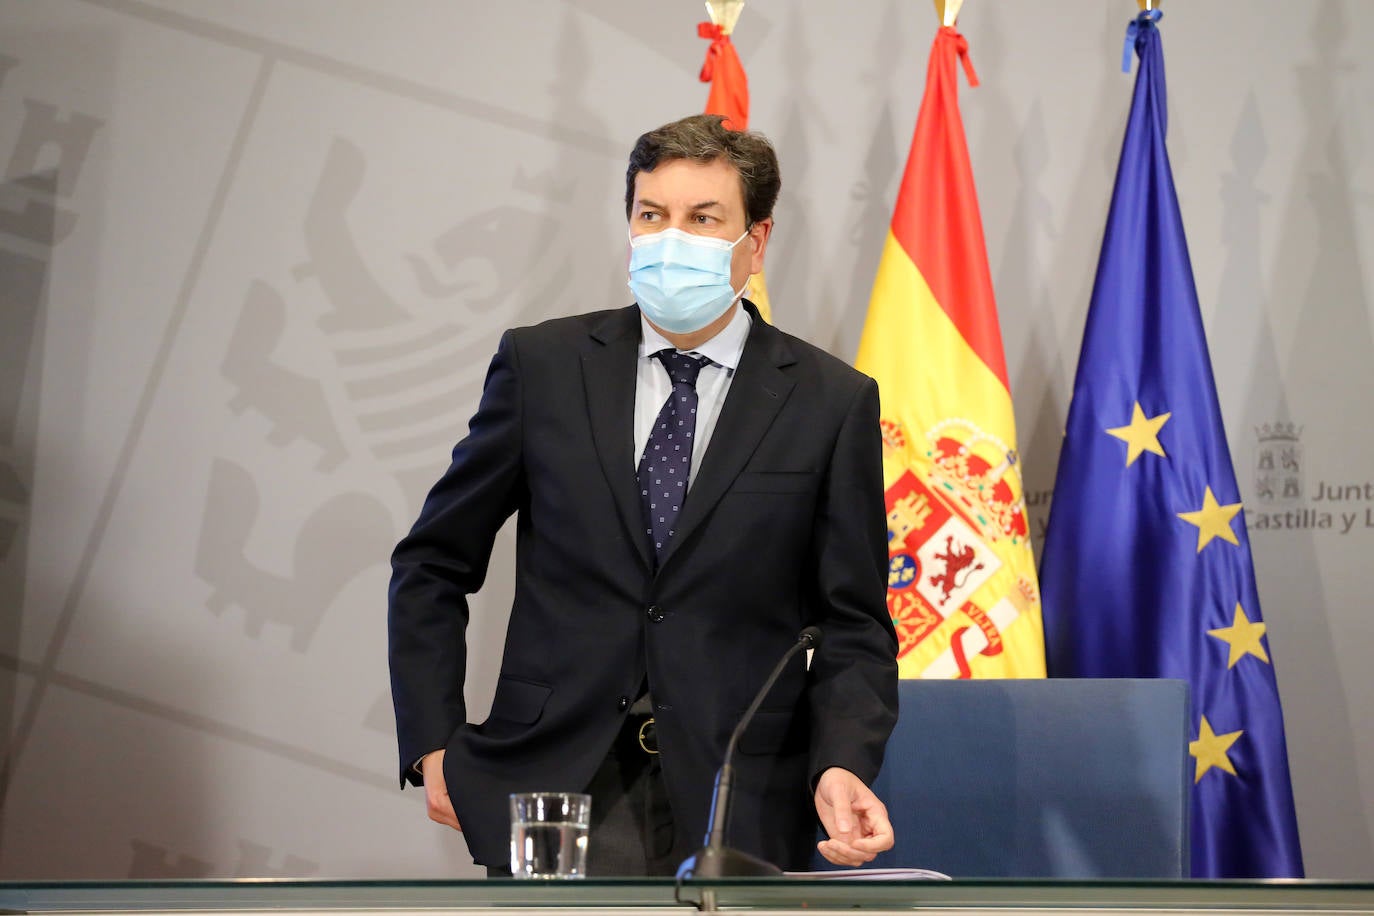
[627,227,750,335]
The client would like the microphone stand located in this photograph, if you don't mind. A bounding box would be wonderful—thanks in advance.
[677,627,823,889]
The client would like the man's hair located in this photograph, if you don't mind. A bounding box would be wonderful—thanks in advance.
[625,114,781,227]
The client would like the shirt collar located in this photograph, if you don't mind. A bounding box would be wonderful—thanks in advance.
[638,304,752,370]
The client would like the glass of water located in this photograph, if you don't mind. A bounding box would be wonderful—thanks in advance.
[509,792,591,879]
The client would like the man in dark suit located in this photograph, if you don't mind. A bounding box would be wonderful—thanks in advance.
[389,114,898,876]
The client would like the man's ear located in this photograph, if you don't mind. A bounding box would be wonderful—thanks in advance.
[748,218,774,274]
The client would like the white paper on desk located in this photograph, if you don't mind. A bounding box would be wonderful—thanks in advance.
[783,867,951,881]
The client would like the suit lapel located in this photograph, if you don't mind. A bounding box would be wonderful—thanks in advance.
[660,311,797,570]
[582,307,653,573]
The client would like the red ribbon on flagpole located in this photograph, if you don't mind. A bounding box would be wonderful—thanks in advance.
[939,26,980,88]
[697,21,749,130]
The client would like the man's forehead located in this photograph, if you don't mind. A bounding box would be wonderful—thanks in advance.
[634,157,744,209]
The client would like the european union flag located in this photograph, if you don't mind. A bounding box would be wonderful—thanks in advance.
[1038,11,1304,879]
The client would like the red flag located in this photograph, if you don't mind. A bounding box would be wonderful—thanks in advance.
[698,21,771,321]
[698,22,748,129]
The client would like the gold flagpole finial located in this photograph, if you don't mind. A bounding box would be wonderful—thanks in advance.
[934,0,965,28]
[1136,0,1160,10]
[704,0,745,35]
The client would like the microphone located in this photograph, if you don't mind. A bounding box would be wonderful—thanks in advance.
[677,626,825,879]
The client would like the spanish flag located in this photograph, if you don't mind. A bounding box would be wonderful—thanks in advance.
[856,24,1044,678]
[698,18,772,324]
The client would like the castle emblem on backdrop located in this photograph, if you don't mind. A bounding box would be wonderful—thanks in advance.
[1254,422,1303,506]
[881,417,1038,678]
[0,56,103,568]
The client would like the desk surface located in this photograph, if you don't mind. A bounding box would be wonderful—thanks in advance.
[3,878,1374,915]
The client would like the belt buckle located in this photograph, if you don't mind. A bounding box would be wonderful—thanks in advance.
[637,716,659,755]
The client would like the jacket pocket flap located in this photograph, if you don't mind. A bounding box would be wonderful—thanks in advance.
[488,675,552,725]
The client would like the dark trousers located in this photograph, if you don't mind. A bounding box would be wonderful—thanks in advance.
[583,713,682,876]
[486,714,685,878]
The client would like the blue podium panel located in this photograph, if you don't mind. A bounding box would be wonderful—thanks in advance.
[856,678,1190,878]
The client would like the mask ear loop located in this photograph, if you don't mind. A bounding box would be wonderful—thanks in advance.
[728,222,756,304]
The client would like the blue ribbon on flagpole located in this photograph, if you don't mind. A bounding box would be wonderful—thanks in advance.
[1123,8,1163,73]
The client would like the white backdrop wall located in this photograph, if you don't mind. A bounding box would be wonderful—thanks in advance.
[0,0,1371,879]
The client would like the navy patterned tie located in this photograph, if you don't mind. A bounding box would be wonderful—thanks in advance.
[639,350,707,564]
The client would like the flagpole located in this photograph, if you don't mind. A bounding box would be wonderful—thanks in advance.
[933,0,965,27]
[704,0,744,35]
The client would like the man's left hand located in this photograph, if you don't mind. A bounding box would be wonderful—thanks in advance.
[814,766,895,867]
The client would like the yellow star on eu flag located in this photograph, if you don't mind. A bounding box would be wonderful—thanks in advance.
[1106,401,1171,466]
[1208,603,1271,669]
[1177,486,1243,552]
[1190,715,1243,783]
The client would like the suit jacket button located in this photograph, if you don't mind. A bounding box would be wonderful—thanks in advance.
[647,605,665,622]
[617,696,630,712]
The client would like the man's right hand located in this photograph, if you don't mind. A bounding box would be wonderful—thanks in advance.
[420,750,462,831]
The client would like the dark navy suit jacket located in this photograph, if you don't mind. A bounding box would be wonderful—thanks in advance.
[388,301,898,868]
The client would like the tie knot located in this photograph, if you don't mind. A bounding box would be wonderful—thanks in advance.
[655,350,707,389]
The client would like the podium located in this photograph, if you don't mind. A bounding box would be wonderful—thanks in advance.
[2,878,1373,915]
[841,678,1192,878]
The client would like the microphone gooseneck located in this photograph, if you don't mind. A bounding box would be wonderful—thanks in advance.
[678,626,824,880]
